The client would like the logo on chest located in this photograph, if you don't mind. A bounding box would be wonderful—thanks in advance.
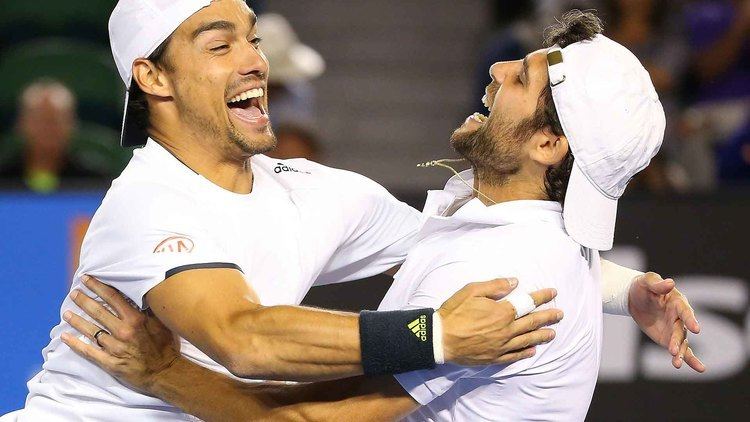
[274,162,311,174]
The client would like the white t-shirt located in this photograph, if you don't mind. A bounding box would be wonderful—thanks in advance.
[381,171,603,422]
[19,139,421,421]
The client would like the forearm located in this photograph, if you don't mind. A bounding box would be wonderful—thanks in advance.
[227,305,363,381]
[150,357,418,422]
[600,259,642,316]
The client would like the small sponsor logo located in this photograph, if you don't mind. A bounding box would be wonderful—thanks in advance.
[273,162,311,174]
[407,315,428,342]
[153,236,194,253]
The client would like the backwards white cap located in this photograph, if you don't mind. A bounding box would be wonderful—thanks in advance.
[547,34,665,251]
[109,0,211,147]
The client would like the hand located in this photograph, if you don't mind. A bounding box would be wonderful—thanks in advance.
[60,275,181,394]
[628,272,706,373]
[438,278,562,366]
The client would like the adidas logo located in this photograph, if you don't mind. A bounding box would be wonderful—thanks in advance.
[407,315,428,342]
[273,163,311,175]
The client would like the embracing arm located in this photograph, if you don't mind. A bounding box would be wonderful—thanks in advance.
[85,271,559,382]
[146,268,361,381]
[149,357,417,422]
[63,277,560,420]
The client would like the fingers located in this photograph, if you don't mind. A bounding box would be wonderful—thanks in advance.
[528,288,558,307]
[673,291,700,334]
[673,338,690,369]
[637,272,675,295]
[668,320,686,356]
[683,346,706,373]
[81,275,139,321]
[70,289,120,332]
[501,328,556,354]
[470,278,520,300]
[447,278,519,306]
[61,332,118,369]
[494,346,537,365]
[509,308,564,337]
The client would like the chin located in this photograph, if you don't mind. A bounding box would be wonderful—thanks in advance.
[230,128,277,156]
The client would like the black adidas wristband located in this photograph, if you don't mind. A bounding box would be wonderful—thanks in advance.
[359,308,436,376]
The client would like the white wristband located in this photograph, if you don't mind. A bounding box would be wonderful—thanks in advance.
[432,311,445,365]
[600,259,642,316]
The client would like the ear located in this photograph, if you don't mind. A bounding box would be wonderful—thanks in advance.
[131,58,173,98]
[528,126,569,166]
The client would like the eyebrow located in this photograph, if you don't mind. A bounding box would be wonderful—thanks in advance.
[191,20,236,39]
[191,13,258,41]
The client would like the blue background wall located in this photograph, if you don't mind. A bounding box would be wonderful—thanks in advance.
[0,193,102,413]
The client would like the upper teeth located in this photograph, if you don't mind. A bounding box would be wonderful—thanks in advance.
[228,88,264,103]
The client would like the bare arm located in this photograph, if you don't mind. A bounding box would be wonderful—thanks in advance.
[75,273,560,382]
[146,269,362,381]
[149,358,417,422]
[62,277,557,420]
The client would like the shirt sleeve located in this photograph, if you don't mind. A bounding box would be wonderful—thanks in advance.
[314,170,423,286]
[392,260,534,405]
[76,182,238,309]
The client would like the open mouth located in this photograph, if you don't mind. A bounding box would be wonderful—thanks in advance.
[226,87,269,126]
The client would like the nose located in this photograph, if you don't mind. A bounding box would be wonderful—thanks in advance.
[238,39,269,79]
[489,60,520,85]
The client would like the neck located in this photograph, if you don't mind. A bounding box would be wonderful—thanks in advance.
[149,127,254,194]
[474,168,547,205]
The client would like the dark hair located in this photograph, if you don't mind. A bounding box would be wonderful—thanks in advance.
[536,9,603,203]
[127,35,173,132]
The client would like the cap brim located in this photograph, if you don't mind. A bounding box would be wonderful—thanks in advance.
[563,163,618,250]
[120,90,148,148]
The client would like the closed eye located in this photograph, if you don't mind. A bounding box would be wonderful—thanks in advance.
[211,44,229,52]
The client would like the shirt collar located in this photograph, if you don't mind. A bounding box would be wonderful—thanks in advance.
[419,169,564,235]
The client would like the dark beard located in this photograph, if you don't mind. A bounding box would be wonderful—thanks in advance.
[178,100,277,157]
[450,115,526,186]
[227,119,277,156]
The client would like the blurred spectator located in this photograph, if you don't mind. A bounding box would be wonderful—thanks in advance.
[602,0,691,193]
[1,80,78,193]
[680,0,750,187]
[0,79,127,193]
[258,13,324,130]
[266,123,321,161]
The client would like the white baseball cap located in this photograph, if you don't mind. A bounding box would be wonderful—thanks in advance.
[546,34,665,251]
[109,0,212,147]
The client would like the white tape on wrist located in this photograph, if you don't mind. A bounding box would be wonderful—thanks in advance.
[432,311,445,365]
[506,294,536,319]
[601,259,642,316]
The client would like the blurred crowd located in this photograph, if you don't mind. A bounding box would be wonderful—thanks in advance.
[478,0,750,193]
[0,0,323,193]
[0,0,748,194]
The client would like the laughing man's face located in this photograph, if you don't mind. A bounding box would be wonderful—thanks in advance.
[162,0,275,156]
[450,49,551,182]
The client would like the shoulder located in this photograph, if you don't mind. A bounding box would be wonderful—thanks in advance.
[253,155,390,196]
[92,176,205,236]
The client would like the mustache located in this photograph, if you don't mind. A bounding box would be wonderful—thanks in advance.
[225,75,266,96]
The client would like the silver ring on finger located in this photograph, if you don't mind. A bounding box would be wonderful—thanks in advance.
[94,329,110,348]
